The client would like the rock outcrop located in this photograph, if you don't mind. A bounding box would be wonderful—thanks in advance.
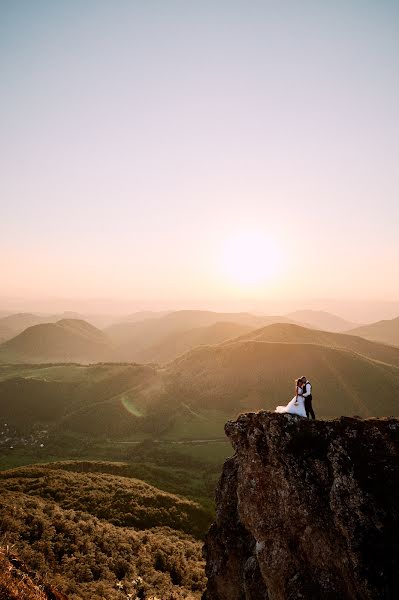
[203,412,399,600]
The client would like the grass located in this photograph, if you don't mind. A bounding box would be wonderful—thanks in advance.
[169,441,232,464]
[159,408,229,440]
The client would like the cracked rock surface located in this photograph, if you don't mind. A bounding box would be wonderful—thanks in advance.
[203,412,399,600]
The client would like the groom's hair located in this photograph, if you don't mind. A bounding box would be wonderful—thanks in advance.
[301,376,307,382]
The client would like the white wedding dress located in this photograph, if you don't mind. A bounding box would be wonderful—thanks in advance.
[275,386,307,417]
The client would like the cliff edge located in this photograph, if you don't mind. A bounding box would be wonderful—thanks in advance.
[203,412,399,600]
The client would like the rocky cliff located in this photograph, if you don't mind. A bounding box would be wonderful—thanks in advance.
[203,412,399,600]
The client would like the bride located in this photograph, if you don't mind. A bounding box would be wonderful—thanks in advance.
[275,378,307,417]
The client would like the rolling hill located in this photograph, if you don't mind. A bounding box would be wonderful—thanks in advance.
[1,323,399,446]
[170,333,399,418]
[0,319,113,363]
[122,310,171,322]
[348,316,399,347]
[0,312,51,343]
[135,321,254,364]
[229,322,399,367]
[1,321,399,485]
[1,328,399,552]
[106,309,294,361]
[0,362,159,434]
[2,310,360,366]
[285,310,358,332]
[0,312,118,343]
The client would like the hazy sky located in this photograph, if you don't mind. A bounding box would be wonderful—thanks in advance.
[1,0,399,313]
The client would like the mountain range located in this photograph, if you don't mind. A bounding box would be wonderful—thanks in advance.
[0,311,113,344]
[0,308,382,364]
[2,311,399,600]
[348,316,399,347]
[0,319,112,363]
[285,309,358,332]
[1,321,399,447]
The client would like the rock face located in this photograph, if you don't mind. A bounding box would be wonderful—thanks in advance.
[203,412,399,600]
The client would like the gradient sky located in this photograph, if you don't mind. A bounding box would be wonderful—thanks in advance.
[1,0,399,313]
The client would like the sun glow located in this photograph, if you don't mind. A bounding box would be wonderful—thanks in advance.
[219,232,282,290]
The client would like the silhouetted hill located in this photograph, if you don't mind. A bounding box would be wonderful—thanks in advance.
[0,465,205,599]
[349,316,399,347]
[230,322,399,367]
[285,309,358,332]
[0,319,113,363]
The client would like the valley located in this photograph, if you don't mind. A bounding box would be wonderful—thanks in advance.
[1,310,399,598]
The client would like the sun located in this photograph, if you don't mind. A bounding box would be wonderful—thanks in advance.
[219,232,282,289]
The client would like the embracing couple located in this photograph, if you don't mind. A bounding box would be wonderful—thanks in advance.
[275,376,316,419]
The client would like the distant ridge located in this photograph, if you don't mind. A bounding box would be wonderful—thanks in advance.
[285,310,358,332]
[226,322,399,367]
[135,321,254,363]
[348,316,399,348]
[0,312,51,343]
[106,309,294,361]
[122,310,171,322]
[0,319,112,363]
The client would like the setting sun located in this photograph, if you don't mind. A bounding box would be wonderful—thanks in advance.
[219,232,282,290]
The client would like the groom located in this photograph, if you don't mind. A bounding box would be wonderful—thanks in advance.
[301,376,315,419]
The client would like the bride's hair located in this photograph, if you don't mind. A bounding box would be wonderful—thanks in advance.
[295,378,302,387]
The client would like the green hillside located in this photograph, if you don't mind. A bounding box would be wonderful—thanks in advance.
[0,319,113,363]
[1,324,399,489]
[171,339,399,417]
[231,322,399,367]
[349,316,399,347]
[1,327,399,600]
[0,465,206,599]
[0,363,161,434]
[1,324,399,445]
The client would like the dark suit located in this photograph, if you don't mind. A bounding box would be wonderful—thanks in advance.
[303,381,315,419]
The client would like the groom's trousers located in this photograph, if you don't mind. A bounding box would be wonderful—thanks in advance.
[305,395,316,419]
